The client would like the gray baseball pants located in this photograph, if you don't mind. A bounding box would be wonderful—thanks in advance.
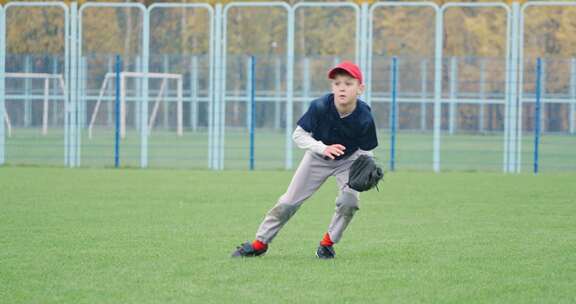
[255,150,362,244]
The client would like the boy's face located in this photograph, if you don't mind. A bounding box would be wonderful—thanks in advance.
[331,73,364,107]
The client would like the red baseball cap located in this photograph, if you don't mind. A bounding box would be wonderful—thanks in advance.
[328,61,363,84]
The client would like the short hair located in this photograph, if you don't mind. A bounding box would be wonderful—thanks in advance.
[330,69,358,81]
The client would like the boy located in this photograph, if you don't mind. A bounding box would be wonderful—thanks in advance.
[232,61,378,259]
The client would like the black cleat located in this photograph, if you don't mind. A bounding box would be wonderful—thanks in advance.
[231,242,267,258]
[316,245,335,259]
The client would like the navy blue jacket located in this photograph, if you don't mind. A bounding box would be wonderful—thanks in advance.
[297,93,378,160]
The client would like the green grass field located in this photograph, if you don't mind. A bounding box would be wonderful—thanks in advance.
[1,167,575,303]
[5,127,576,171]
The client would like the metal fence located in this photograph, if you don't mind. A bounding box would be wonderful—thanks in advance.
[1,1,575,172]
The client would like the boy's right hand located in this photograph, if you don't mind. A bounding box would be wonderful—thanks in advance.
[323,144,346,160]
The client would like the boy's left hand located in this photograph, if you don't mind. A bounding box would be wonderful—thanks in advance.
[323,144,346,160]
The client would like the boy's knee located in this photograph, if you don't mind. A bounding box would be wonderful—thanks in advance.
[268,202,299,222]
[335,191,359,216]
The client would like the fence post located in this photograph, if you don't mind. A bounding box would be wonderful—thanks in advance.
[80,56,88,130]
[190,55,198,131]
[302,57,310,116]
[51,56,59,126]
[433,7,444,173]
[76,54,87,168]
[570,58,575,134]
[359,3,369,83]
[449,56,458,134]
[24,55,31,128]
[479,58,486,133]
[190,56,200,132]
[249,56,256,170]
[163,54,170,130]
[246,56,252,131]
[212,3,223,170]
[533,58,542,174]
[0,5,5,165]
[135,55,142,131]
[389,57,398,172]
[286,5,295,170]
[508,2,521,173]
[274,55,281,130]
[107,55,114,126]
[63,3,70,167]
[540,58,546,133]
[70,2,78,167]
[141,7,150,169]
[115,55,122,168]
[420,59,427,131]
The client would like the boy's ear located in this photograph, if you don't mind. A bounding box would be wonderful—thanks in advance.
[357,83,365,95]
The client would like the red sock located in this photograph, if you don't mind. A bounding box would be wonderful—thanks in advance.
[320,232,334,247]
[252,240,268,251]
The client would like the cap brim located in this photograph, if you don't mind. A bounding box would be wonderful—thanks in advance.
[328,67,352,79]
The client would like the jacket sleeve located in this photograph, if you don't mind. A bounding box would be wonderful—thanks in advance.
[292,126,327,155]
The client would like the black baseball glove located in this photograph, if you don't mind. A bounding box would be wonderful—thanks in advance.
[347,155,384,192]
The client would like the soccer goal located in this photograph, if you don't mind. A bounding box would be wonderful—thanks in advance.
[88,72,184,139]
[4,73,66,137]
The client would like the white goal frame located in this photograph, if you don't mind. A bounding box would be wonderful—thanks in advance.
[3,73,66,137]
[88,72,183,139]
